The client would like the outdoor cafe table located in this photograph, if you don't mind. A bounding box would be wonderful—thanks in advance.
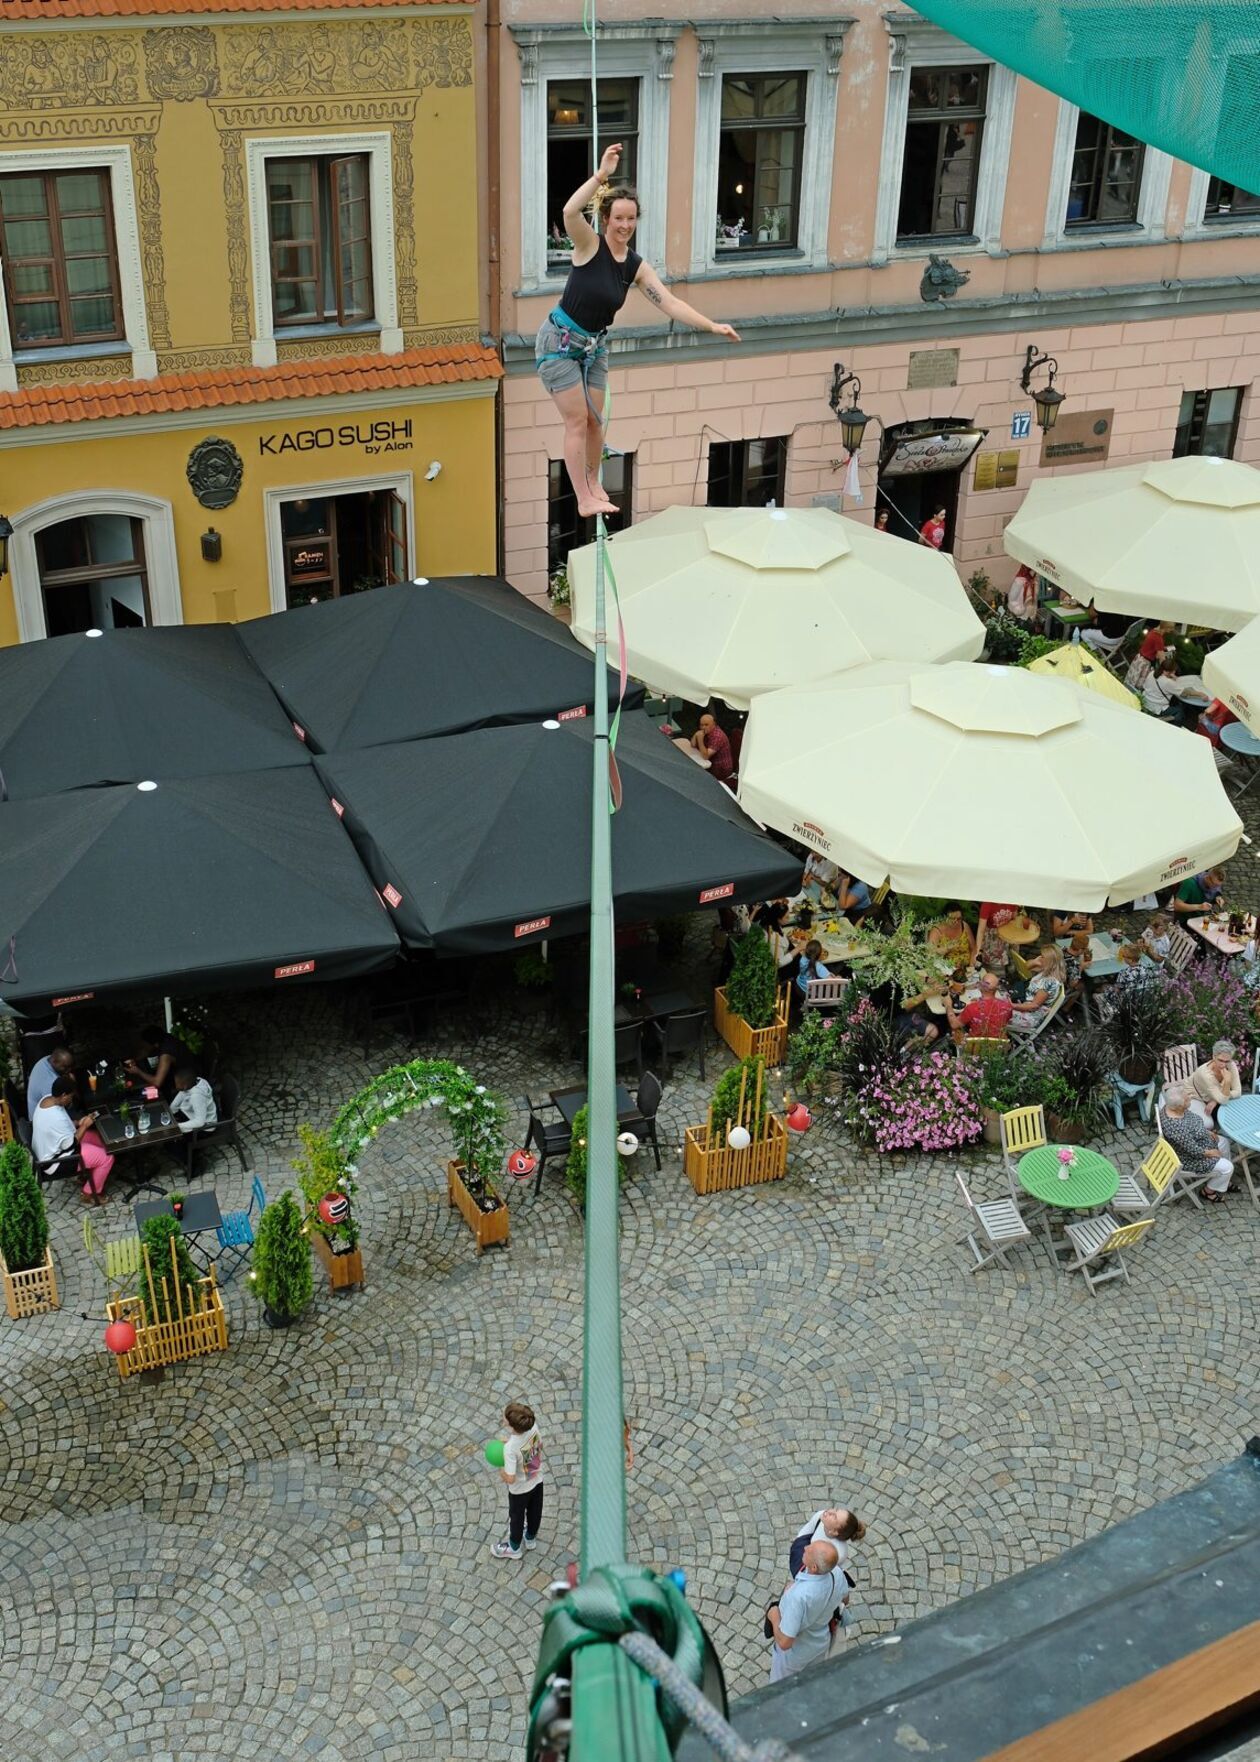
[787,919,864,964]
[1016,1145,1120,1269]
[1056,930,1128,1020]
[1215,1096,1260,1210]
[95,1102,185,1199]
[1221,719,1260,801]
[615,987,700,1027]
[550,1084,639,1127]
[997,914,1041,947]
[135,1190,224,1271]
[1043,602,1092,639]
[1189,915,1253,958]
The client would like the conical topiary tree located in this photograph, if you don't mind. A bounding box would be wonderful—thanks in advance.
[725,928,778,1028]
[0,1140,48,1274]
[251,1190,313,1327]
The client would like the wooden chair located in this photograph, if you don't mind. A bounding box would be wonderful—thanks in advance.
[954,1172,1032,1272]
[0,1098,11,1145]
[1159,1043,1198,1091]
[83,1214,143,1295]
[1165,928,1197,975]
[1061,1214,1155,1294]
[1009,986,1065,1051]
[963,1035,1008,1059]
[999,1104,1047,1210]
[1008,948,1036,982]
[1111,1138,1180,1215]
[803,976,849,1015]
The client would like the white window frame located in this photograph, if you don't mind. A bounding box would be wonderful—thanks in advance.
[513,25,676,294]
[689,21,851,279]
[7,489,181,643]
[245,133,400,369]
[0,144,154,394]
[1041,100,1172,247]
[1184,165,1260,238]
[873,14,1017,265]
[263,469,416,615]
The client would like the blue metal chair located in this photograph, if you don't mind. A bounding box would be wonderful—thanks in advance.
[214,1175,266,1282]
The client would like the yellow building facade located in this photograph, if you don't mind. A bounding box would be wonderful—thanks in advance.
[0,4,498,645]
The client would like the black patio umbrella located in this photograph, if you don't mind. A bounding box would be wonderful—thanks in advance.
[0,624,307,801]
[0,767,398,1012]
[317,715,802,953]
[236,576,643,753]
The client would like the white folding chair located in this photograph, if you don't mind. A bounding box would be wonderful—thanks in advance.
[1061,1214,1155,1294]
[954,1172,1033,1273]
[802,976,849,1015]
[1009,987,1065,1051]
[1159,1043,1198,1090]
[1164,929,1197,975]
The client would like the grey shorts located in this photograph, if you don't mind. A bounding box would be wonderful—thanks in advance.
[535,319,608,395]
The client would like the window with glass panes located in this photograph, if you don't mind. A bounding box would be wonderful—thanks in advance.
[546,80,638,264]
[548,453,633,575]
[0,169,122,349]
[1205,177,1260,220]
[265,155,373,327]
[36,514,149,637]
[896,67,987,242]
[1173,388,1242,460]
[707,437,787,508]
[1065,113,1144,227]
[716,75,806,250]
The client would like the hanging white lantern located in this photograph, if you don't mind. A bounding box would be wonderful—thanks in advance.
[616,1132,639,1156]
[727,1124,752,1151]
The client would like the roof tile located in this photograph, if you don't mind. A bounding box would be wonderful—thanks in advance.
[0,343,500,431]
[0,0,459,16]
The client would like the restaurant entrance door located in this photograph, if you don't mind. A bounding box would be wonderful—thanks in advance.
[280,488,408,608]
[875,419,986,552]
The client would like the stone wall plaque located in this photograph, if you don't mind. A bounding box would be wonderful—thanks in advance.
[972,449,1020,491]
[907,347,959,391]
[187,436,243,509]
[1039,409,1114,468]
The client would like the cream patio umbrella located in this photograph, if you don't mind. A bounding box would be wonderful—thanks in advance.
[737,661,1241,910]
[568,505,984,710]
[1004,455,1260,632]
[1203,617,1260,734]
[1024,641,1139,709]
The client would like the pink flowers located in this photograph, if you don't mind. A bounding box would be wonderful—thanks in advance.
[1057,1147,1076,1167]
[846,1050,983,1153]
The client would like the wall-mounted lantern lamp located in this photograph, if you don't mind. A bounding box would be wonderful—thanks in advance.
[1020,345,1066,432]
[0,515,12,578]
[200,527,222,564]
[828,362,871,454]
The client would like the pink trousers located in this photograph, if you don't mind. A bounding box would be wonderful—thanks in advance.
[80,1129,115,1198]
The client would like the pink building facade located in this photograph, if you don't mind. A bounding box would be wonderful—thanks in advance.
[492,0,1260,603]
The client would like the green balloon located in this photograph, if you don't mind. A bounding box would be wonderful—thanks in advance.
[484,1439,505,1468]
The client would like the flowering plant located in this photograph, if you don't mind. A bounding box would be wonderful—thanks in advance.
[1165,957,1253,1066]
[1056,1147,1076,1173]
[846,1049,983,1153]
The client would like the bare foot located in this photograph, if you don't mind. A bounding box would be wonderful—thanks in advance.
[576,496,617,518]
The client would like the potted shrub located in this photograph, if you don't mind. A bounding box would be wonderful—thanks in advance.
[513,947,554,1000]
[293,1124,364,1294]
[1043,1033,1111,1142]
[683,1055,788,1194]
[785,1011,839,1098]
[970,1044,1035,1146]
[104,1213,227,1377]
[251,1191,313,1328]
[715,930,789,1063]
[445,1083,510,1254]
[1104,977,1178,1084]
[0,1140,57,1318]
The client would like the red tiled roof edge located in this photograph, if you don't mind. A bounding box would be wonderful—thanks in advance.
[0,0,463,17]
[0,343,502,431]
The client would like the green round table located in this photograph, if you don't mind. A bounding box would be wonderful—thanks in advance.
[1017,1145,1119,1210]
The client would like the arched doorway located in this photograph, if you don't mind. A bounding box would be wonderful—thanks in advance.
[8,491,182,642]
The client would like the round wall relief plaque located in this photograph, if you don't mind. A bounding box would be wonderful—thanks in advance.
[187,435,243,509]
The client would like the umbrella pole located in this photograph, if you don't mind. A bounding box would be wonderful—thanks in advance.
[163,995,174,1035]
[580,517,627,1577]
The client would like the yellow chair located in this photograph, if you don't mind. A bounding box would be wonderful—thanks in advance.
[83,1215,143,1294]
[1009,948,1036,982]
[1062,1214,1155,1293]
[1112,1138,1180,1214]
[0,1099,12,1145]
[999,1103,1047,1170]
[963,1035,1009,1059]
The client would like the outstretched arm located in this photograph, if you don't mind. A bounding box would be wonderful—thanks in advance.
[563,143,623,258]
[633,260,740,342]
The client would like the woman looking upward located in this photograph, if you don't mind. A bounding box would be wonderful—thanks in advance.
[536,143,741,517]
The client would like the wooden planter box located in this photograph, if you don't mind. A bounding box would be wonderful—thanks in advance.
[447,1160,510,1255]
[713,985,790,1065]
[312,1229,365,1293]
[683,1113,789,1195]
[105,1275,228,1380]
[1,1246,58,1319]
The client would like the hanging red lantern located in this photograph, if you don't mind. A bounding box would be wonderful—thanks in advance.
[786,1103,813,1134]
[318,1191,351,1228]
[506,1149,538,1180]
[104,1319,137,1356]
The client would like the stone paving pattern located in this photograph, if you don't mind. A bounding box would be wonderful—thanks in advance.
[0,917,1257,1761]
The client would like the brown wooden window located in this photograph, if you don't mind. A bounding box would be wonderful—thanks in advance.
[0,169,122,350]
[36,515,150,637]
[1204,177,1260,220]
[1066,113,1145,227]
[717,75,807,252]
[707,437,787,508]
[546,80,639,265]
[548,453,633,574]
[1174,388,1243,460]
[897,66,988,242]
[266,155,374,328]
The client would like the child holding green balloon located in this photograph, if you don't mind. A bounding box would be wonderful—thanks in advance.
[489,1401,544,1561]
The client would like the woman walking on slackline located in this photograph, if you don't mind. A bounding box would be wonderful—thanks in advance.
[537,143,741,517]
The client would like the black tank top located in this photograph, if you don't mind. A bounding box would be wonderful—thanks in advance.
[559,235,642,334]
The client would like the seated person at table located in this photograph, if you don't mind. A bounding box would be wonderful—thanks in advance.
[795,940,832,996]
[1142,913,1173,965]
[801,851,839,897]
[32,1074,114,1204]
[1080,605,1132,656]
[1124,621,1176,693]
[1062,931,1092,1002]
[754,901,798,973]
[1172,868,1225,917]
[169,1067,218,1135]
[1189,1040,1241,1121]
[1159,1082,1234,1203]
[1050,909,1093,937]
[1140,649,1182,719]
[125,1023,193,1094]
[1007,947,1065,1034]
[26,1044,75,1118]
[690,713,734,784]
[834,873,873,916]
[945,971,1012,1042]
[926,909,974,968]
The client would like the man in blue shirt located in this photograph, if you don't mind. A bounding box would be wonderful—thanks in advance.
[766,1539,845,1682]
[26,1046,74,1119]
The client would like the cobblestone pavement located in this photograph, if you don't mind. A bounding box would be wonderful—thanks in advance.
[0,939,1257,1762]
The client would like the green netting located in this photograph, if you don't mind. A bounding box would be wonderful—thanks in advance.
[912,1,1260,194]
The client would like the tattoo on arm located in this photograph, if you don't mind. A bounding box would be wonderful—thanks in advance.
[642,281,663,308]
